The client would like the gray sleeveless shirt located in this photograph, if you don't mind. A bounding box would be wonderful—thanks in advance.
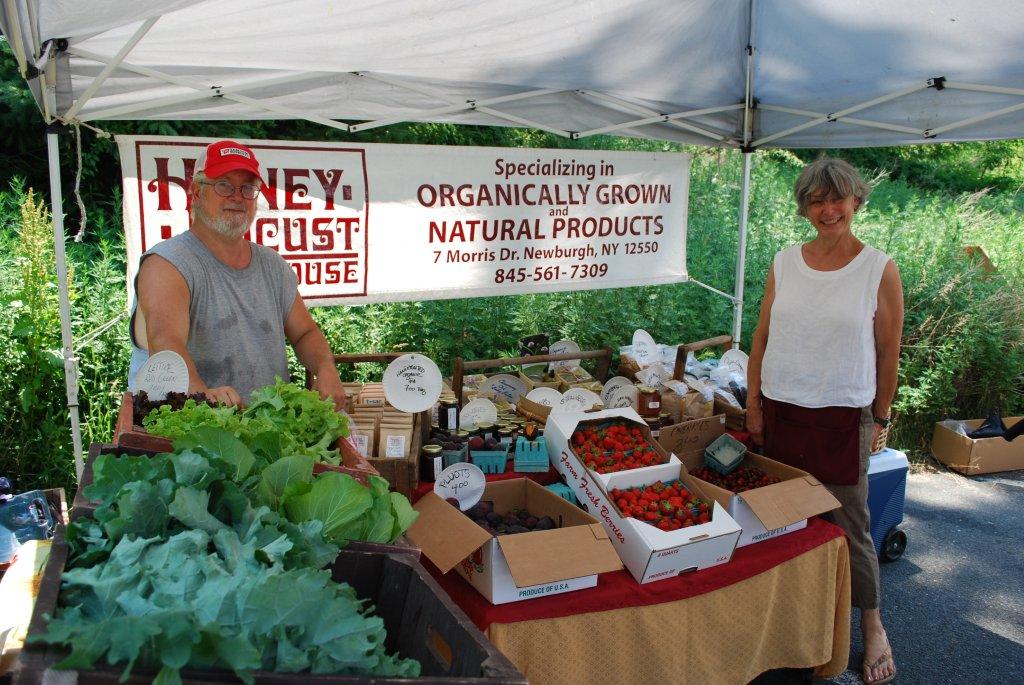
[128,231,298,400]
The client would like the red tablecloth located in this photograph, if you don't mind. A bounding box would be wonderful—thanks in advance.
[412,466,561,503]
[426,516,845,630]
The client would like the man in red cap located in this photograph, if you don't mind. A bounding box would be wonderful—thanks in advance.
[128,140,346,409]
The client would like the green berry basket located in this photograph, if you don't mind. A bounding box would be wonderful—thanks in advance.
[471,447,510,474]
[514,436,549,472]
[441,443,470,469]
[704,433,747,476]
[544,482,579,504]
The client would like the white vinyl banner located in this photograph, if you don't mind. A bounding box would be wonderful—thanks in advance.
[118,136,690,306]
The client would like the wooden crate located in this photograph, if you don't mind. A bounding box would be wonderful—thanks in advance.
[452,347,612,405]
[113,393,378,483]
[307,353,429,499]
[18,527,524,684]
[673,335,748,431]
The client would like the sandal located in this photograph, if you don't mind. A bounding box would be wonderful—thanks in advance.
[862,647,896,685]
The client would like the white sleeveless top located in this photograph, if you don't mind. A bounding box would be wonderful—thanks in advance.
[761,244,890,408]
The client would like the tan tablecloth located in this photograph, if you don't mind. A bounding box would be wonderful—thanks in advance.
[485,535,850,685]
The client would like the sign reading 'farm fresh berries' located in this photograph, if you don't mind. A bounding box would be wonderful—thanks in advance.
[119,136,690,306]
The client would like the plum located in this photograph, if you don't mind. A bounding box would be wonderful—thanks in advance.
[534,516,556,530]
[523,516,539,529]
[485,511,503,525]
[445,497,460,508]
[477,500,494,514]
[443,441,459,451]
[468,436,485,450]
[467,503,489,519]
[484,437,500,450]
[507,525,529,534]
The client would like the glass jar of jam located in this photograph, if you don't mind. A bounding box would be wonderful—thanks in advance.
[476,422,496,442]
[659,411,674,429]
[637,385,661,417]
[644,417,661,439]
[498,426,514,447]
[420,443,444,481]
[438,397,459,431]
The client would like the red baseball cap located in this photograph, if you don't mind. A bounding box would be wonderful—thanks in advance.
[198,140,264,182]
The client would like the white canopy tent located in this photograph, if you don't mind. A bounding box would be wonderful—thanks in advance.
[3,0,1024,475]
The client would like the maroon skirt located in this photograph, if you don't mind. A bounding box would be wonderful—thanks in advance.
[761,396,862,485]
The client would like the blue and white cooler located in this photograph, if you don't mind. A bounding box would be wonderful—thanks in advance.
[867,448,909,561]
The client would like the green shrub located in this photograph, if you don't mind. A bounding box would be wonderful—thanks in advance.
[0,186,76,491]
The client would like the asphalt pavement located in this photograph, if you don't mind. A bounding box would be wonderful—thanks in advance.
[818,462,1024,685]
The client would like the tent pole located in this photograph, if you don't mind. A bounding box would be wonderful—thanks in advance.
[46,129,84,479]
[731,151,753,349]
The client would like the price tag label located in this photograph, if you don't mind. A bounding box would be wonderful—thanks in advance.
[606,384,638,409]
[135,350,188,401]
[383,354,443,413]
[637,363,670,387]
[349,434,370,457]
[459,398,498,428]
[549,338,581,370]
[632,329,657,366]
[557,387,602,413]
[434,463,486,511]
[385,435,407,458]
[600,376,632,405]
[524,386,562,407]
[483,374,528,404]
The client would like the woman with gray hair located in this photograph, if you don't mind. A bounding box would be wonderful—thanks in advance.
[746,157,902,685]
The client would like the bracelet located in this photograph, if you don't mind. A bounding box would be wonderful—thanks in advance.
[873,415,891,428]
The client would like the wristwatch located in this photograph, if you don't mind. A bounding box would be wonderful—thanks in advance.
[873,415,891,428]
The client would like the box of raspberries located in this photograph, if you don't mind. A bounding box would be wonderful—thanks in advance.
[407,479,623,604]
[681,449,841,548]
[545,408,681,489]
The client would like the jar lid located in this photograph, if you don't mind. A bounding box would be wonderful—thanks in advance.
[637,385,656,393]
[659,412,672,419]
[456,429,470,437]
[644,417,660,426]
[476,422,495,429]
[422,444,443,454]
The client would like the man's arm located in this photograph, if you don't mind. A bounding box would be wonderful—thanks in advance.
[136,255,243,407]
[873,260,904,432]
[284,294,345,410]
[745,266,776,446]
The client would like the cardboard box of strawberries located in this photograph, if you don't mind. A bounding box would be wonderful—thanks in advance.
[556,409,681,488]
[607,480,713,531]
[546,408,741,583]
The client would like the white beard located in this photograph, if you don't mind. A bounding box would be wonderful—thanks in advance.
[196,197,254,238]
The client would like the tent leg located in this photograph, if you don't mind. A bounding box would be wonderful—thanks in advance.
[731,151,753,348]
[46,131,84,479]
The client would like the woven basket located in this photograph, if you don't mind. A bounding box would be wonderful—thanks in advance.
[870,422,891,454]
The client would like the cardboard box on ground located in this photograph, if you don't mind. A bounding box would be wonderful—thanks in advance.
[546,408,741,584]
[407,479,623,604]
[659,418,841,547]
[931,417,1024,475]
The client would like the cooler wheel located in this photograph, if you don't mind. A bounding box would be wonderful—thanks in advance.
[881,527,907,562]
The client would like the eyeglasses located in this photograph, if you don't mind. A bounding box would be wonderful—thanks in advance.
[199,180,261,200]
